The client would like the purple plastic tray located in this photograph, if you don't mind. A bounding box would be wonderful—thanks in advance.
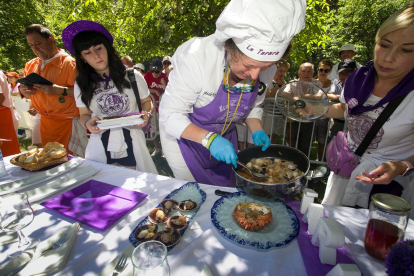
[42,180,148,230]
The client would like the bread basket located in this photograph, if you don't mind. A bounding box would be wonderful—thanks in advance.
[10,154,68,171]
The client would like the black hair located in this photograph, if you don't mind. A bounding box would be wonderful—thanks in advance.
[72,31,130,107]
[24,24,55,43]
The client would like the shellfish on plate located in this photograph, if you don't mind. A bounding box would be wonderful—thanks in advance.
[134,224,158,242]
[232,202,273,231]
[167,214,188,230]
[178,199,197,212]
[157,227,181,247]
[148,208,171,224]
[160,199,179,211]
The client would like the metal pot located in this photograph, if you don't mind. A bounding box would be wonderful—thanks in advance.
[233,145,317,199]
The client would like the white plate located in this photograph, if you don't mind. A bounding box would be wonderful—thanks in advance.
[211,192,299,250]
[0,159,83,196]
[96,115,144,129]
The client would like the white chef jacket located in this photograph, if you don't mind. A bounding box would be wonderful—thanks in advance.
[159,34,276,140]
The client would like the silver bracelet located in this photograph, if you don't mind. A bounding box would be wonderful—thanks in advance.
[201,132,215,148]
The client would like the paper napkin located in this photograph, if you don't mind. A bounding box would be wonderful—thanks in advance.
[98,244,134,276]
[0,222,80,276]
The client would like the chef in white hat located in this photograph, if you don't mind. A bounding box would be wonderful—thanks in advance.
[159,0,307,187]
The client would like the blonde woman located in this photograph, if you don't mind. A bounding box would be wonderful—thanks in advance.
[319,2,414,211]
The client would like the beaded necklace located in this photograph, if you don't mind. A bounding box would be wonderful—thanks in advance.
[221,56,245,136]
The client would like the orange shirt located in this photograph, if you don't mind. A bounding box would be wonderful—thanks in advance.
[23,51,78,152]
[23,51,79,119]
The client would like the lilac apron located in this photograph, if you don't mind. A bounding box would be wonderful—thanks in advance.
[177,64,260,187]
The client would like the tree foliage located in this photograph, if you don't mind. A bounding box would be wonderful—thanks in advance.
[286,0,332,80]
[0,0,407,76]
[37,0,229,65]
[0,0,44,71]
[324,0,407,65]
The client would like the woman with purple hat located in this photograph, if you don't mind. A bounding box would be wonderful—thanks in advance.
[312,2,414,214]
[62,20,157,174]
[159,0,307,187]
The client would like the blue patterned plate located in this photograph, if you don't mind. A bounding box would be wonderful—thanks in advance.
[129,182,207,250]
[211,191,299,250]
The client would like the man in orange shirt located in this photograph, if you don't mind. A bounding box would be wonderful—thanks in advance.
[20,24,87,155]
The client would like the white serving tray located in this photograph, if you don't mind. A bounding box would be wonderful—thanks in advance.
[96,115,145,129]
[0,159,83,196]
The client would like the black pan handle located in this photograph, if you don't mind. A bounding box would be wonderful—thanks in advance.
[215,190,231,196]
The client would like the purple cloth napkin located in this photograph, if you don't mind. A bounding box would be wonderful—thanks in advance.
[285,199,358,276]
[42,180,148,231]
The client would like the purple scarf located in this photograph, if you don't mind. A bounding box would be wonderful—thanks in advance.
[91,73,112,90]
[344,60,414,115]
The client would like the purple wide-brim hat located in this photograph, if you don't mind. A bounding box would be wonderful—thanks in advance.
[62,20,113,56]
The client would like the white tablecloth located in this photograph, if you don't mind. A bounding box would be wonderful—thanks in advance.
[1,157,413,276]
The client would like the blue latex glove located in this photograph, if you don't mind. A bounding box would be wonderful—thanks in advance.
[209,135,238,168]
[252,130,270,151]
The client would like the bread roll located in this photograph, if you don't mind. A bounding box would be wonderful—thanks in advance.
[27,146,38,155]
[43,142,64,153]
[50,148,67,159]
[38,148,47,157]
[38,148,55,162]
[24,153,39,164]
[18,154,28,163]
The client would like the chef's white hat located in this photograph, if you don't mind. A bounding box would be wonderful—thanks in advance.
[215,0,307,62]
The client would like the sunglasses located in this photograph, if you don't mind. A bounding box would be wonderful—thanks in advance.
[151,70,160,74]
[318,68,331,73]
[163,61,171,65]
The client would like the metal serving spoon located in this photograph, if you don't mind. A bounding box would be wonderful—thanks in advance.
[237,160,269,179]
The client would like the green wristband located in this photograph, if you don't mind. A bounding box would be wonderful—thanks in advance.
[206,133,219,150]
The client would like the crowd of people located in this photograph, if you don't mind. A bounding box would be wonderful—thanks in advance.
[1,0,414,214]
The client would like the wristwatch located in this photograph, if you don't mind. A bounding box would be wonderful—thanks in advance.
[391,160,414,176]
[201,132,214,148]
[62,87,67,96]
